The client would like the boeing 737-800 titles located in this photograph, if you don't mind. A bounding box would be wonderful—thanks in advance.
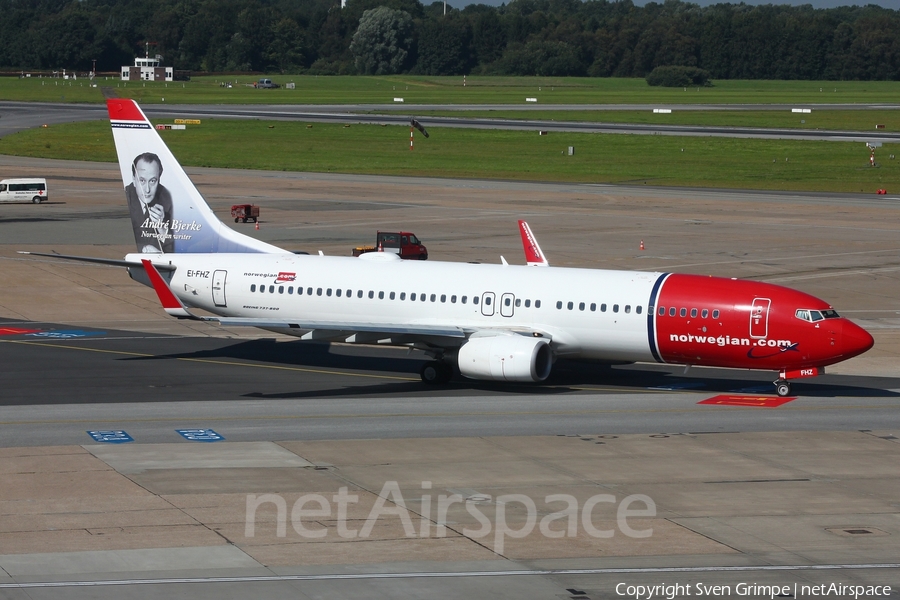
[22,99,874,396]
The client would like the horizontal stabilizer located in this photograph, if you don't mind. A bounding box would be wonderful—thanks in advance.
[18,251,176,271]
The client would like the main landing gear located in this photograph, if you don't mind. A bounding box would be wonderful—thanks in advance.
[774,380,792,397]
[420,361,453,384]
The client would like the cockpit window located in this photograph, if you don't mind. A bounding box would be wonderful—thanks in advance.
[796,308,841,322]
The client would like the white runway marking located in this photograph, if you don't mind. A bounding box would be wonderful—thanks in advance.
[3,563,898,589]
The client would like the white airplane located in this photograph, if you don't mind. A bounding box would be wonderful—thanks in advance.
[22,99,874,396]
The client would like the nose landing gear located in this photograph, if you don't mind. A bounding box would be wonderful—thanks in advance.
[774,380,792,397]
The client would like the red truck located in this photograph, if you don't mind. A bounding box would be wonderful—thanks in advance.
[231,204,259,223]
[353,231,428,260]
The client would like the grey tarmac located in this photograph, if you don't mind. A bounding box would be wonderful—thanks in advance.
[0,155,898,599]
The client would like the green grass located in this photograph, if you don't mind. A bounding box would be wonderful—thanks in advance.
[2,119,897,193]
[405,109,900,132]
[4,74,900,105]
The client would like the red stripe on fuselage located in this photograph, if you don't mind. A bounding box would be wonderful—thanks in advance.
[654,273,868,371]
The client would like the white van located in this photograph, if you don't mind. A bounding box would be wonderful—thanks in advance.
[0,178,48,203]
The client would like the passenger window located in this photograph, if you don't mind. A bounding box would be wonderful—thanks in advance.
[601,303,607,312]
[484,296,490,305]
[701,309,708,318]
[579,302,585,311]
[567,301,573,310]
[525,299,531,308]
[326,288,332,296]
[473,296,479,305]
[535,300,541,308]
[669,307,676,317]
[401,292,407,300]
[613,304,619,313]
[279,286,284,294]
[624,305,631,313]
[590,303,596,311]
[421,294,427,302]
[431,294,437,302]
[679,308,686,317]
[557,301,563,309]
[368,291,374,299]
[346,289,351,297]
[462,296,467,304]
[269,285,275,293]
[316,288,322,296]
[251,284,256,292]
[298,287,303,295]
[307,288,313,295]
[690,308,697,318]
[378,291,384,299]
[357,290,363,298]
[451,295,457,303]
[441,294,447,303]
[636,306,642,315]
[712,309,720,318]
[336,289,341,297]
[505,298,511,307]
[288,286,293,294]
[658,306,665,316]
[390,292,395,300]
[410,293,416,301]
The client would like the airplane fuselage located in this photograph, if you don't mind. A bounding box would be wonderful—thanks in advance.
[128,251,873,375]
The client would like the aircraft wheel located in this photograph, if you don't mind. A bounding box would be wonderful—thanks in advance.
[775,381,791,397]
[421,361,451,384]
[32,196,42,204]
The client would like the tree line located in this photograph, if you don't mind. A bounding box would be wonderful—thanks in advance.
[1,0,898,80]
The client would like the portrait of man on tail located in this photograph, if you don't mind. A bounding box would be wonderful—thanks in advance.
[125,152,174,253]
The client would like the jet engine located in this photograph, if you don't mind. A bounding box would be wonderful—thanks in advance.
[457,335,552,382]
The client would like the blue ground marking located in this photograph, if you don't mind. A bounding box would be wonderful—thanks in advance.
[87,430,134,443]
[176,428,225,442]
[28,330,106,339]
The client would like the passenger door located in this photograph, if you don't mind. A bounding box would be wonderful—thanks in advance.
[212,270,228,307]
[749,298,770,338]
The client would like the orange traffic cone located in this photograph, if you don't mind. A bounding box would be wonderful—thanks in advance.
[640,240,645,251]
[255,221,259,230]
[377,241,383,252]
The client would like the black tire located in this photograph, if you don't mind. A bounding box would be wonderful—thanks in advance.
[421,361,452,384]
[253,217,258,223]
[775,381,791,397]
[32,196,42,204]
[242,217,248,223]
[234,217,239,223]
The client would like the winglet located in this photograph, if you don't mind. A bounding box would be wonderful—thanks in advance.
[518,220,549,267]
[141,259,196,318]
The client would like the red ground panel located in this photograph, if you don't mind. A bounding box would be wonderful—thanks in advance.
[0,328,40,336]
[698,395,796,408]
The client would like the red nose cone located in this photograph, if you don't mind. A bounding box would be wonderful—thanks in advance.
[843,320,874,358]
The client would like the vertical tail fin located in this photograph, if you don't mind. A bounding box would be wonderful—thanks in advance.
[108,99,287,255]
[518,220,549,267]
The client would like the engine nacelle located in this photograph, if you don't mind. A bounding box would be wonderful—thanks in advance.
[457,335,552,382]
